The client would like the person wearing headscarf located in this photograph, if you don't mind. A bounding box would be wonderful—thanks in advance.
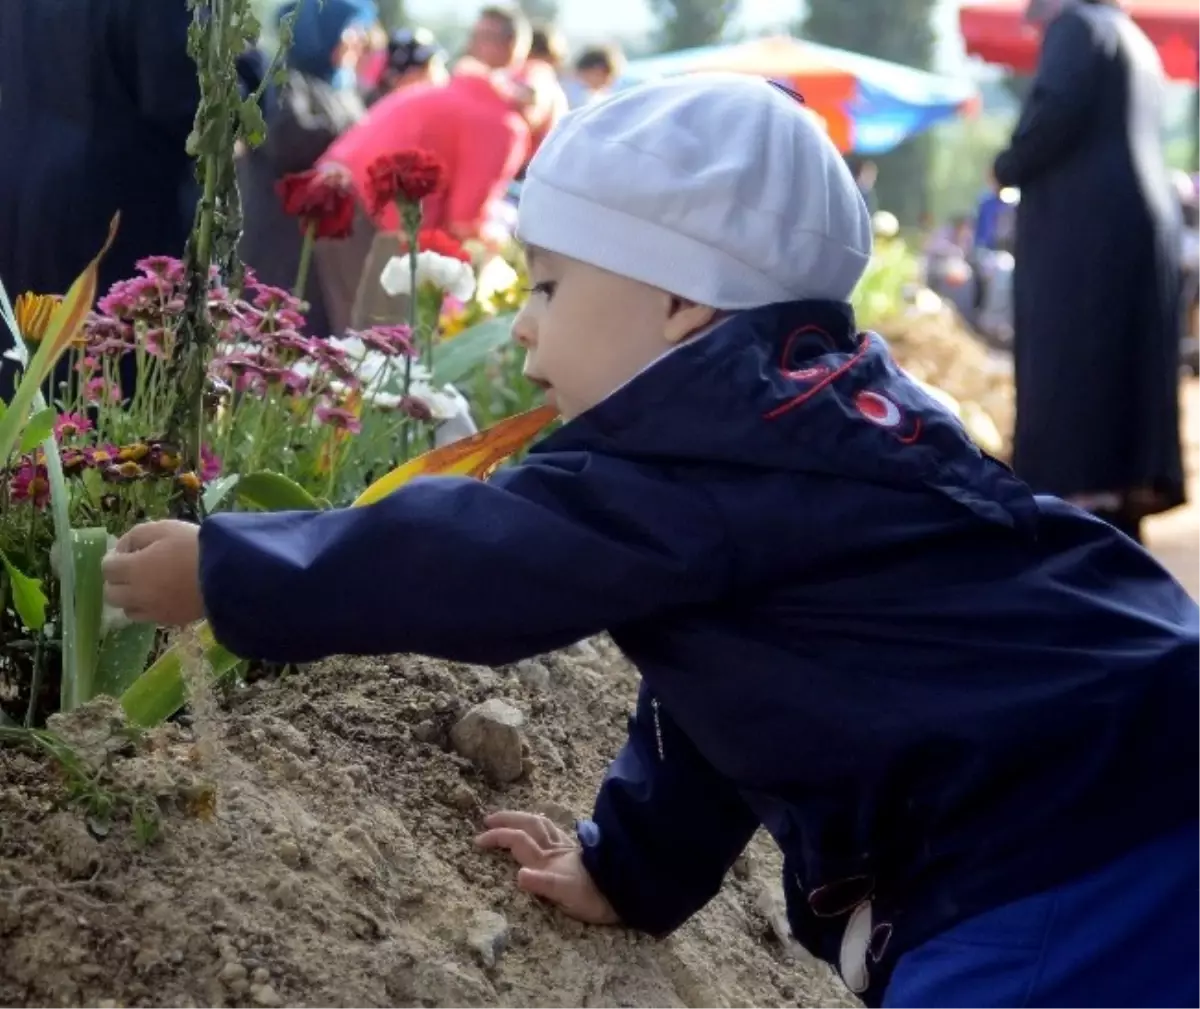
[237,0,380,338]
[994,0,1184,542]
[0,0,199,398]
[364,27,447,106]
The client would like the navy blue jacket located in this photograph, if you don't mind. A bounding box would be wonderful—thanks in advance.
[200,301,1199,1004]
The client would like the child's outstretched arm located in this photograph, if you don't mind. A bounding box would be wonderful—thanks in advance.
[105,454,730,665]
[479,684,760,935]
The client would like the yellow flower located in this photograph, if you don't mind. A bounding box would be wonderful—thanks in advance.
[439,310,469,340]
[14,292,63,343]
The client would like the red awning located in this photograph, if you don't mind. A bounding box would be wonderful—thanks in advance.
[959,0,1199,83]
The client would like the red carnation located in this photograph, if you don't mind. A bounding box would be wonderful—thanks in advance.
[367,149,445,215]
[276,168,356,240]
[406,228,471,263]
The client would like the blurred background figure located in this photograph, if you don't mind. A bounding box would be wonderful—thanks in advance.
[237,0,381,338]
[462,4,531,74]
[851,158,880,215]
[519,23,570,158]
[994,0,1184,542]
[563,45,624,109]
[365,27,447,105]
[0,0,199,398]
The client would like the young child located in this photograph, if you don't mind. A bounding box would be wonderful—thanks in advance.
[102,75,1198,1008]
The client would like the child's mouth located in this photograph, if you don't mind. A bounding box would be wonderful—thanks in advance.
[526,376,556,407]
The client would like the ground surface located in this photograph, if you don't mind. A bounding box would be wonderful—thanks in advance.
[1147,379,1199,598]
[0,642,856,1009]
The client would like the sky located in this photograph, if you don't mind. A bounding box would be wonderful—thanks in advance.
[406,0,975,73]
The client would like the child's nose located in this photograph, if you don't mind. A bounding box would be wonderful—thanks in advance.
[511,305,536,349]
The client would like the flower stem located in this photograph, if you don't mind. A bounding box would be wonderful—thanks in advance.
[294,221,316,301]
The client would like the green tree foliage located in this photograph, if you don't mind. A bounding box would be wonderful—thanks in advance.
[798,0,940,225]
[647,0,740,53]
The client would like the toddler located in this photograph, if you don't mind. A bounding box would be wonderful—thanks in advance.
[104,74,1198,1008]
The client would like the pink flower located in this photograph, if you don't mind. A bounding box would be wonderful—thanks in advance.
[358,325,416,357]
[60,447,89,475]
[251,284,304,314]
[10,458,50,508]
[143,328,170,357]
[85,444,120,468]
[136,256,185,283]
[315,403,362,433]
[84,377,122,403]
[200,445,221,483]
[278,369,310,393]
[54,412,93,440]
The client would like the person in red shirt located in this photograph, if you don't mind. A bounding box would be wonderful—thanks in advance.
[321,6,531,242]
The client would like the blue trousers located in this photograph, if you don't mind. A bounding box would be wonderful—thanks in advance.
[886,823,1199,1008]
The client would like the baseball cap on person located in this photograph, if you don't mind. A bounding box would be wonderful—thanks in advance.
[517,73,872,310]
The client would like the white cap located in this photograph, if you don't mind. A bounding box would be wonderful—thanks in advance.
[517,73,872,310]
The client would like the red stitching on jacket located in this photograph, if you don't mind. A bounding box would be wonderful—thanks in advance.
[765,332,870,421]
[779,324,834,379]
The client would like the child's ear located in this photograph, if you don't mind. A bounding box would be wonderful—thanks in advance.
[663,297,718,345]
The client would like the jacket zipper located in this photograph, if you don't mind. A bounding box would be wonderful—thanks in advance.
[650,696,665,761]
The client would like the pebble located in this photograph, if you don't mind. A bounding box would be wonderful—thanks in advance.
[466,910,510,968]
[412,719,440,744]
[250,982,283,1007]
[448,783,479,811]
[251,967,270,986]
[514,660,550,692]
[276,839,302,868]
[218,961,248,985]
[449,700,526,783]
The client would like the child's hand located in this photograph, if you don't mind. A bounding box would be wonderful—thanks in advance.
[475,811,619,926]
[101,520,204,626]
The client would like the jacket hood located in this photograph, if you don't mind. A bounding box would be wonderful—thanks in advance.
[537,300,1037,531]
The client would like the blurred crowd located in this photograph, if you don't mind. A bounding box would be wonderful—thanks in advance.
[0,0,624,374]
[234,1,626,335]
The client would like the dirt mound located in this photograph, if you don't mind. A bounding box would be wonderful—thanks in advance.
[0,640,856,1008]
[877,306,1015,458]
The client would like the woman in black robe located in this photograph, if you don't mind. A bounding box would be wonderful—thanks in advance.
[994,0,1185,542]
[0,0,199,399]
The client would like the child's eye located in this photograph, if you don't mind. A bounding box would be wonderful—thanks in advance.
[524,281,557,299]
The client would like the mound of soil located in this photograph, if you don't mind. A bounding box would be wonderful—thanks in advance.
[0,639,856,1008]
[877,306,1015,458]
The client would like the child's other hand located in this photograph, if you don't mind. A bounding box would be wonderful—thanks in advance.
[475,811,619,926]
[102,520,204,626]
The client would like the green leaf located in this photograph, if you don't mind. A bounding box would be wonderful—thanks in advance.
[18,407,57,453]
[238,96,268,147]
[0,272,21,351]
[95,623,158,700]
[235,471,321,512]
[66,528,110,710]
[202,474,240,514]
[81,466,104,506]
[0,546,48,632]
[432,313,517,387]
[119,625,240,728]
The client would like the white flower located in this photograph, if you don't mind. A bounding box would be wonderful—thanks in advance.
[380,251,477,302]
[475,255,520,303]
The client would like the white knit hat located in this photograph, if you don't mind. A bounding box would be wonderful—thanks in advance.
[517,73,872,310]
